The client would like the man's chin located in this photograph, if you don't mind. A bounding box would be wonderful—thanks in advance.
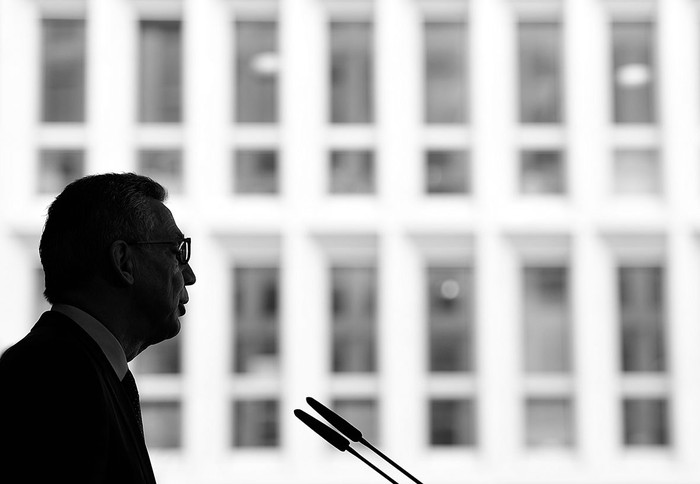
[166,318,182,339]
[151,318,181,345]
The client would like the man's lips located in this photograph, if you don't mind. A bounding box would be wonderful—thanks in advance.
[179,292,189,316]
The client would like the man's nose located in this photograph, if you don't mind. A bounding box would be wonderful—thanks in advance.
[183,263,197,285]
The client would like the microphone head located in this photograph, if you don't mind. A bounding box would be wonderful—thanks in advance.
[306,396,363,442]
[294,409,350,452]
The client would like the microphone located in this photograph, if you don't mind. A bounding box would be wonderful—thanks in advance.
[294,409,399,484]
[305,397,424,484]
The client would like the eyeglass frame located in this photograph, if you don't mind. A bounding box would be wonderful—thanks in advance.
[129,237,191,265]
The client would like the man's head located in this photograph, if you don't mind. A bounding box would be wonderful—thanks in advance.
[40,173,196,351]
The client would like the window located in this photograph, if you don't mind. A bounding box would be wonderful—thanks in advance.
[330,22,373,123]
[619,266,665,372]
[139,149,183,194]
[429,399,476,446]
[518,22,562,124]
[142,401,182,449]
[613,149,661,195]
[522,266,570,373]
[333,399,378,444]
[233,399,279,447]
[329,150,375,194]
[623,398,669,446]
[38,149,84,193]
[331,267,376,373]
[139,20,182,123]
[525,398,574,448]
[612,22,655,124]
[233,150,278,194]
[41,19,86,123]
[426,151,470,195]
[520,150,566,195]
[427,267,473,372]
[424,21,467,124]
[234,21,278,123]
[233,267,279,374]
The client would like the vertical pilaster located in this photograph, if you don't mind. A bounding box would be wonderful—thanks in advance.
[566,0,616,466]
[473,0,518,466]
[657,0,700,466]
[184,0,227,202]
[280,0,326,471]
[0,0,38,207]
[180,0,227,467]
[376,0,420,208]
[88,0,132,174]
[281,0,325,214]
[375,0,422,461]
[379,232,423,459]
[573,233,618,465]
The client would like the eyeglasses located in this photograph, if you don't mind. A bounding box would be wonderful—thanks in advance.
[131,237,191,265]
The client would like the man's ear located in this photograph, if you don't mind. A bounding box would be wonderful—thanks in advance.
[110,240,135,286]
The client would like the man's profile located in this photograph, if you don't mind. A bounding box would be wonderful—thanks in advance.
[0,173,196,483]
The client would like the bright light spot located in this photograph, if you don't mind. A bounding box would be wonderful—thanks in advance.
[616,64,651,87]
[440,280,460,300]
[251,52,279,76]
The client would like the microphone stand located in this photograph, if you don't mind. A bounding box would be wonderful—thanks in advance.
[305,397,425,484]
[358,438,420,484]
[347,447,400,484]
[294,409,399,484]
[295,397,426,484]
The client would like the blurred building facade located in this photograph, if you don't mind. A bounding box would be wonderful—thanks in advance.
[1,0,700,483]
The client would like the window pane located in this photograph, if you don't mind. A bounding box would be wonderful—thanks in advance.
[41,19,86,123]
[426,151,470,194]
[518,22,562,124]
[235,21,278,123]
[614,149,661,195]
[520,150,566,194]
[612,22,655,124]
[234,150,278,194]
[425,21,466,124]
[523,266,570,373]
[623,398,669,446]
[234,267,279,374]
[525,398,574,448]
[139,149,183,194]
[619,266,665,372]
[332,267,376,373]
[139,20,182,123]
[330,22,373,123]
[428,267,473,372]
[429,399,476,446]
[142,401,181,449]
[132,336,180,374]
[233,399,279,447]
[333,399,378,444]
[38,149,84,193]
[330,150,375,194]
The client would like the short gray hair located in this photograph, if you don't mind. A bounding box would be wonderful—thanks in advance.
[39,173,167,304]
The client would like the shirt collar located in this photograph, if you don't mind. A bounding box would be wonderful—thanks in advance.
[52,304,129,381]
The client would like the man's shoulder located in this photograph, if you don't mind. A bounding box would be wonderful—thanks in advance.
[0,311,105,384]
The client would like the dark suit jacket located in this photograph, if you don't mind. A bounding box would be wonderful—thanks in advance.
[0,311,157,483]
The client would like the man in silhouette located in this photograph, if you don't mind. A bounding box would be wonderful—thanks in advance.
[0,173,196,483]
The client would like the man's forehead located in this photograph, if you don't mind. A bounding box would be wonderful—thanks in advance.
[164,219,183,238]
[148,199,183,238]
